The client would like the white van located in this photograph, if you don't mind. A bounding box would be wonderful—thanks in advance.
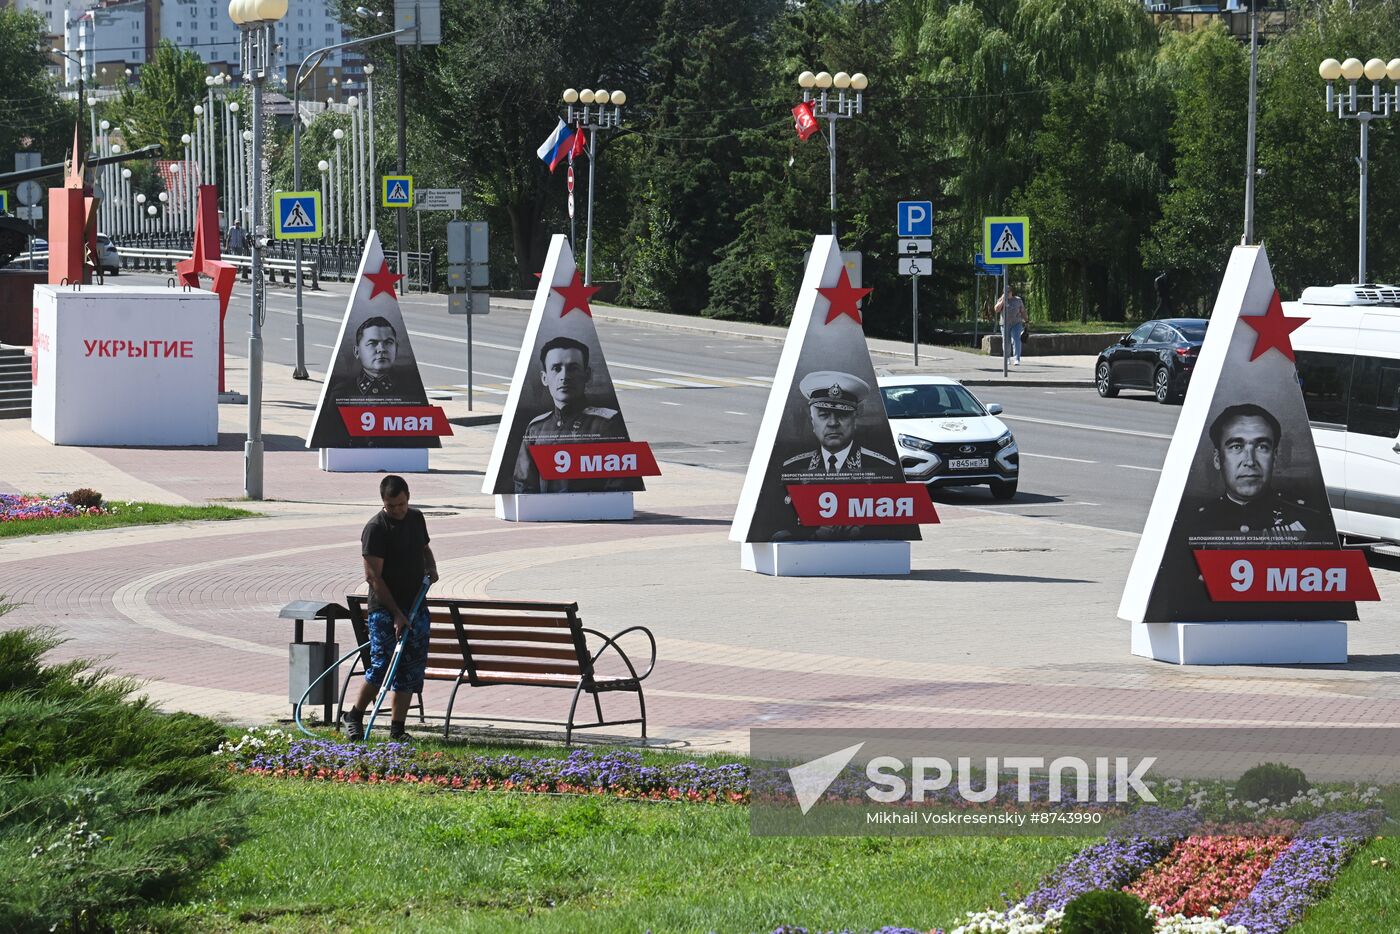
[1285,284,1400,546]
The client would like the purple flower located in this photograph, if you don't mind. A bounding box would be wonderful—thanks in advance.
[1223,810,1383,934]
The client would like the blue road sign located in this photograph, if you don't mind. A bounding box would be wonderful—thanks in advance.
[983,216,1031,265]
[973,252,1001,277]
[272,191,321,239]
[897,200,933,238]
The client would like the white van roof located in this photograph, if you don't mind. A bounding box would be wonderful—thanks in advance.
[1297,283,1400,305]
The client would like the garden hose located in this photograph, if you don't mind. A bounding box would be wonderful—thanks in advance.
[293,640,371,738]
[364,575,433,741]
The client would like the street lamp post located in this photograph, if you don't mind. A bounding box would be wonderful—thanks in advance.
[51,47,85,158]
[288,21,412,380]
[561,86,625,285]
[1320,56,1400,286]
[229,0,287,501]
[797,69,867,238]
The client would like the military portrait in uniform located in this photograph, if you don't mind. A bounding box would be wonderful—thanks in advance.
[1183,403,1328,546]
[308,265,435,451]
[511,336,634,493]
[777,371,903,485]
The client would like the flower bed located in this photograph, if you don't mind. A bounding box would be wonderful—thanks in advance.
[1126,833,1291,918]
[0,492,108,522]
[216,731,749,804]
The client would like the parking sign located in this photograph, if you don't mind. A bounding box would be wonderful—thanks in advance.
[897,200,933,238]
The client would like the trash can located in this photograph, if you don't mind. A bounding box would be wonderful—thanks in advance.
[278,600,352,724]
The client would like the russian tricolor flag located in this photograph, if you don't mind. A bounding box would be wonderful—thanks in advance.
[537,119,575,173]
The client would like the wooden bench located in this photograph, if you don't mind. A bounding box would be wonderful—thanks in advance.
[340,596,656,744]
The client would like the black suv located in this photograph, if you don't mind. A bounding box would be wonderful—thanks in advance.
[1095,318,1208,404]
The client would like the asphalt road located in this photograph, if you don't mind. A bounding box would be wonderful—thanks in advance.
[132,273,1182,533]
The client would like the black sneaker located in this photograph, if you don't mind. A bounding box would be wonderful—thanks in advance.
[389,723,407,741]
[341,708,365,742]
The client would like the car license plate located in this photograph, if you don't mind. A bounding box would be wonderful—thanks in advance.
[948,457,989,470]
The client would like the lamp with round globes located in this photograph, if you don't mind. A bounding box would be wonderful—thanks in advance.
[798,70,816,89]
[158,191,168,202]
[348,95,358,107]
[121,168,131,179]
[194,104,204,116]
[815,71,832,89]
[794,67,869,237]
[318,159,329,171]
[206,75,216,87]
[833,71,850,89]
[243,129,252,141]
[229,100,239,113]
[364,63,374,75]
[135,193,146,204]
[110,144,120,153]
[851,72,868,90]
[147,205,156,216]
[182,133,191,144]
[1319,54,1400,287]
[560,80,629,286]
[99,119,110,131]
[333,128,345,140]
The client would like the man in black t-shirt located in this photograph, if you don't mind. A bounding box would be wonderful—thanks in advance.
[341,474,439,741]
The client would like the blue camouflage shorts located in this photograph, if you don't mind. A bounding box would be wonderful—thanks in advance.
[363,606,430,694]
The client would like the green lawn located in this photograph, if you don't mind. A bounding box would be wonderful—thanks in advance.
[136,778,1084,933]
[0,502,256,538]
[1290,835,1400,933]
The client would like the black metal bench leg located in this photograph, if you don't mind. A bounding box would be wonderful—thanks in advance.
[592,691,604,723]
[636,686,648,741]
[565,681,588,747]
[415,692,426,724]
[444,678,465,739]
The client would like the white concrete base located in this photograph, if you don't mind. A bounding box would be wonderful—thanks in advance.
[1131,621,1347,665]
[740,541,911,577]
[319,447,429,473]
[495,492,634,522]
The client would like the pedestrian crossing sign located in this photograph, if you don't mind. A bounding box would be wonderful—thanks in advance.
[272,191,322,239]
[982,216,1031,265]
[382,175,413,208]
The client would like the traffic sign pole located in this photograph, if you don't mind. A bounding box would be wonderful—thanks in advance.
[1002,268,1010,379]
[911,271,919,367]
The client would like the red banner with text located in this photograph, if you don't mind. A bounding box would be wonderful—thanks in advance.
[338,405,452,437]
[1194,549,1379,602]
[529,442,662,480]
[786,483,939,527]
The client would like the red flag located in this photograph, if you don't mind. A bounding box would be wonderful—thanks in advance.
[792,101,819,141]
[568,123,587,163]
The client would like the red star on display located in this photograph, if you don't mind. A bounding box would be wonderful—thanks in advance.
[817,266,873,325]
[365,261,404,300]
[1241,290,1308,362]
[552,269,600,317]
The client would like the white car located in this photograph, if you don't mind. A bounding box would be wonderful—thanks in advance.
[877,375,1020,499]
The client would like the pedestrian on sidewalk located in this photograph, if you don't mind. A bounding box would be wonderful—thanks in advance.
[342,475,439,741]
[226,221,249,255]
[995,284,1028,366]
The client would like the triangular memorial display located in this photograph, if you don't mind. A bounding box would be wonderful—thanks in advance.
[730,235,936,566]
[306,231,449,452]
[1120,245,1378,633]
[482,235,657,503]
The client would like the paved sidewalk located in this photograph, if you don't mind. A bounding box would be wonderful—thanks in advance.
[1,308,1395,753]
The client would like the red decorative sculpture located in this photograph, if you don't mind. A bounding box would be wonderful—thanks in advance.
[47,123,97,287]
[176,185,237,393]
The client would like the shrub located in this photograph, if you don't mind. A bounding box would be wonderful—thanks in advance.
[65,488,103,509]
[1235,763,1310,804]
[0,622,241,932]
[1061,889,1153,934]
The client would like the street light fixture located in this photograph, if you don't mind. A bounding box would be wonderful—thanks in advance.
[562,83,625,285]
[798,67,867,238]
[229,0,288,500]
[1319,54,1399,285]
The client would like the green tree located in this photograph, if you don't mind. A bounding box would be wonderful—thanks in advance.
[1142,23,1249,312]
[0,9,71,189]
[109,41,208,156]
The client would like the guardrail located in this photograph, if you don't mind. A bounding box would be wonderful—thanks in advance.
[117,248,321,290]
